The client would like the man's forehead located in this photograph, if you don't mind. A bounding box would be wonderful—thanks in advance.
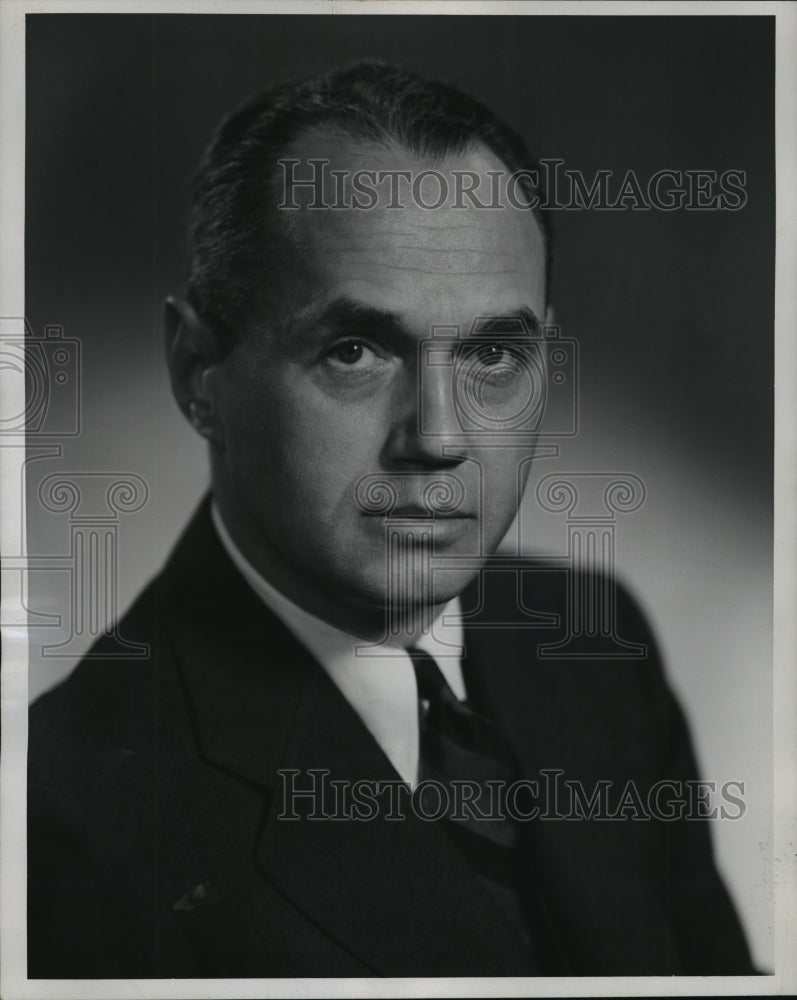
[281,126,544,253]
[266,128,547,335]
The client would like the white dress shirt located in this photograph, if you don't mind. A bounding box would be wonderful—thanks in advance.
[211,504,466,786]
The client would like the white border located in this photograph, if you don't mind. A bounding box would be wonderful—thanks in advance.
[0,1,30,999]
[1,1,794,997]
[3,0,796,13]
[772,1,797,993]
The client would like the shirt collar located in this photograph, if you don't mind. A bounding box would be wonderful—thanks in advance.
[210,502,466,784]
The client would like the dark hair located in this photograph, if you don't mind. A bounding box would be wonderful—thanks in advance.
[188,60,552,352]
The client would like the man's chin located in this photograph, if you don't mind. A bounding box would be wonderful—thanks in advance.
[340,565,482,615]
[298,545,487,636]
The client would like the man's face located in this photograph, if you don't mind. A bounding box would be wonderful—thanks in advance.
[212,131,547,634]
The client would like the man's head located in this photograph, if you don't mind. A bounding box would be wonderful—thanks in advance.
[165,61,551,638]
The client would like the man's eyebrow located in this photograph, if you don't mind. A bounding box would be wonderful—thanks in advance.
[470,307,542,337]
[313,297,407,339]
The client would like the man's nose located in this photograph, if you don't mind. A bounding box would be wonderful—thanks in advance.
[381,360,465,469]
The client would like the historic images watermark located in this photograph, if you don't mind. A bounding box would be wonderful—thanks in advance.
[278,768,747,823]
[278,158,748,212]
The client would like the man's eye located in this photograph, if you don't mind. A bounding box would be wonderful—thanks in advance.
[326,339,382,371]
[458,341,526,386]
[474,343,511,367]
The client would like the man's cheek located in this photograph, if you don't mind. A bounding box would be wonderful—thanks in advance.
[480,466,524,524]
[288,411,382,468]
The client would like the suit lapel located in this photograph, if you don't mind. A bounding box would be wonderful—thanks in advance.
[161,499,306,789]
[163,501,536,976]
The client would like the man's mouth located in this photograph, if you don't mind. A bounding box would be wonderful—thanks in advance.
[364,504,475,520]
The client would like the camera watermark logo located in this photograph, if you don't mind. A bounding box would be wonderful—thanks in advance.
[0,318,150,660]
[348,312,648,658]
[418,319,578,440]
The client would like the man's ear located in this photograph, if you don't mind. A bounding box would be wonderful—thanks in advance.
[544,303,556,327]
[164,296,226,449]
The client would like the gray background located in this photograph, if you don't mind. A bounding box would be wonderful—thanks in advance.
[24,14,774,968]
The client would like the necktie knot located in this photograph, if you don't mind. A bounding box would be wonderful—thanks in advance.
[407,646,519,762]
[407,646,456,704]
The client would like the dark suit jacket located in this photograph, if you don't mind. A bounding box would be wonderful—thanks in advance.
[28,498,755,978]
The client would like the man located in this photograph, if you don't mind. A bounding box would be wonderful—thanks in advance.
[28,61,754,978]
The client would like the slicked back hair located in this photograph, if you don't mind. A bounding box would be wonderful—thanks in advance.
[188,60,552,353]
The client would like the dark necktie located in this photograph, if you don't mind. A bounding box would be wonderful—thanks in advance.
[407,647,539,964]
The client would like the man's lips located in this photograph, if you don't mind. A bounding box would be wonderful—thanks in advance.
[359,505,476,546]
[362,504,476,519]
[353,473,470,521]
